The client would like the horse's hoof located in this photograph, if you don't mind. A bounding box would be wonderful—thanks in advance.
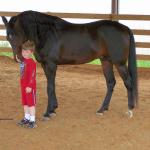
[126,110,133,118]
[41,116,50,121]
[96,107,108,116]
[49,112,57,118]
[41,112,56,121]
[96,111,104,116]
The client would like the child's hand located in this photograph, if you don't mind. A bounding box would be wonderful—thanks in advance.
[26,87,32,93]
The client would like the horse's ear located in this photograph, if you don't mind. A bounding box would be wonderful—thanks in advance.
[1,16,8,27]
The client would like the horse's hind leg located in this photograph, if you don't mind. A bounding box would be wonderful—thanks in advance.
[115,64,134,117]
[97,58,116,115]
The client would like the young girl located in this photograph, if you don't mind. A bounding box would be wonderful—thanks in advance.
[17,41,37,128]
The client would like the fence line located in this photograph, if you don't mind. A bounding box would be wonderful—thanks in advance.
[0,11,150,60]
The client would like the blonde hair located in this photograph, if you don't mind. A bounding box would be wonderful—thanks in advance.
[22,40,35,51]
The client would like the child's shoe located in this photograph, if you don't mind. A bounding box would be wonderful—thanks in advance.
[27,121,37,128]
[17,118,29,126]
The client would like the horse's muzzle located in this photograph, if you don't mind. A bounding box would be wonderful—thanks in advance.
[14,54,23,63]
[15,55,21,63]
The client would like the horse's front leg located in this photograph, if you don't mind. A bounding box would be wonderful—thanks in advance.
[41,62,58,119]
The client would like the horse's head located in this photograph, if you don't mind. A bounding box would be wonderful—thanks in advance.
[2,16,27,62]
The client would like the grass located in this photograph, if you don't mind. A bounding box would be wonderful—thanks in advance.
[89,59,150,68]
[0,52,13,57]
[137,60,150,68]
[0,51,150,68]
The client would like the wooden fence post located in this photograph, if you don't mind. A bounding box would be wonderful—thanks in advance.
[111,0,119,20]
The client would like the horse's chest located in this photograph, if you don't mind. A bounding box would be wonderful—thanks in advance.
[34,51,45,62]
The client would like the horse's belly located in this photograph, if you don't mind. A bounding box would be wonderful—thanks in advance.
[59,48,102,65]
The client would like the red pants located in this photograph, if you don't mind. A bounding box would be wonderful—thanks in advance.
[21,87,36,107]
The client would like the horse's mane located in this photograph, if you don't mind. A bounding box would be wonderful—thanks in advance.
[9,11,129,49]
[19,11,63,24]
[14,11,68,48]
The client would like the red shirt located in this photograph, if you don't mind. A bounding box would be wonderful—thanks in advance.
[20,58,36,89]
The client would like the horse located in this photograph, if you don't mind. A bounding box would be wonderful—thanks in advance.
[2,10,138,119]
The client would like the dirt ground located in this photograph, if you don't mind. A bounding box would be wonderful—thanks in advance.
[0,56,149,150]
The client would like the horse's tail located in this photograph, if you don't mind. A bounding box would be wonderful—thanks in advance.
[128,29,138,108]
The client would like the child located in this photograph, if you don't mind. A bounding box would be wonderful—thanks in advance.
[17,41,37,128]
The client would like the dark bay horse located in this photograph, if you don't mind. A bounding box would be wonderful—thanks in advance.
[2,11,138,119]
